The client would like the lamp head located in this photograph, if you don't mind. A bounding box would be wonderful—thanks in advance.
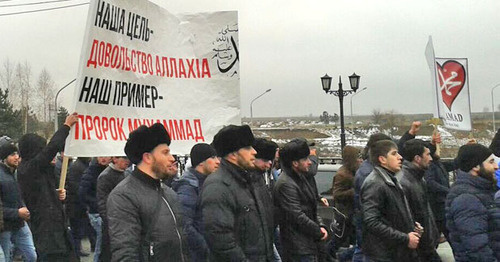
[349,72,360,92]
[321,74,332,93]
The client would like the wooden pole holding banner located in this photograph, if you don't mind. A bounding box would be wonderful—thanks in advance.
[427,118,442,157]
[58,156,70,190]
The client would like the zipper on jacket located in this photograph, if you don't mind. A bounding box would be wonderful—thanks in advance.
[160,191,185,262]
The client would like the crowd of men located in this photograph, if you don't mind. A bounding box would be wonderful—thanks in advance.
[0,113,499,261]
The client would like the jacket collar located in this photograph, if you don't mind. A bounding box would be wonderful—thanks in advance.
[109,163,125,172]
[0,162,14,175]
[180,167,206,188]
[132,167,162,189]
[402,160,425,180]
[219,158,251,186]
[456,169,497,191]
[373,166,398,187]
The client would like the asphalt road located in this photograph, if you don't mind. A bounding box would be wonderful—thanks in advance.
[80,238,456,262]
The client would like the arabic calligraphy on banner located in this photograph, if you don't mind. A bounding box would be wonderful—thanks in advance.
[434,58,471,131]
[65,0,240,156]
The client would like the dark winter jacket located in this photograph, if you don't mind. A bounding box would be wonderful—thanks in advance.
[201,159,273,262]
[360,166,418,262]
[494,192,500,260]
[97,164,127,262]
[490,128,500,156]
[17,125,73,255]
[445,170,499,262]
[79,158,108,214]
[171,167,208,262]
[399,161,440,256]
[250,170,275,232]
[424,159,452,221]
[66,158,89,219]
[274,165,326,257]
[97,164,126,223]
[0,163,23,231]
[107,168,187,262]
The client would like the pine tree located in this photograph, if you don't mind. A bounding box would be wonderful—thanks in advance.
[0,88,22,139]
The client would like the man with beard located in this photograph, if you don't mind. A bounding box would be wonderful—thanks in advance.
[0,138,36,261]
[107,123,186,261]
[201,125,274,261]
[398,139,441,261]
[273,138,328,262]
[446,143,499,261]
[360,140,420,262]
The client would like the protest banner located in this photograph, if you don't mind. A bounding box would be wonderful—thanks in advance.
[65,0,240,156]
[425,37,472,131]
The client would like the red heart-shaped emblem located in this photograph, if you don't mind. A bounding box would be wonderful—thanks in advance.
[436,60,466,110]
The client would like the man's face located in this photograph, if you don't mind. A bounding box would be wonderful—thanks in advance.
[292,157,312,174]
[254,158,272,172]
[150,144,177,180]
[5,152,19,169]
[234,146,257,170]
[113,157,130,171]
[97,157,112,166]
[416,147,432,170]
[201,156,220,175]
[380,147,402,173]
[478,154,498,184]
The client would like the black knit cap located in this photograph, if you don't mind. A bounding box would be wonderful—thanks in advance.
[456,143,493,172]
[0,138,17,160]
[280,138,310,168]
[213,125,254,157]
[190,143,217,167]
[253,138,278,161]
[125,123,171,164]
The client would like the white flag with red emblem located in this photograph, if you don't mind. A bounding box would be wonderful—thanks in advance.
[425,37,472,131]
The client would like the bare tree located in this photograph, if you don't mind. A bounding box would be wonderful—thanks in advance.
[0,58,15,93]
[35,68,55,122]
[371,108,383,125]
[11,61,34,133]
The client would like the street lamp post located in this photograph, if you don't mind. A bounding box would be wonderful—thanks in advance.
[350,87,367,142]
[321,73,360,152]
[250,88,271,123]
[492,83,500,133]
[54,79,76,131]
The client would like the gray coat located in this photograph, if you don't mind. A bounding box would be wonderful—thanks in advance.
[107,168,186,261]
[201,159,273,262]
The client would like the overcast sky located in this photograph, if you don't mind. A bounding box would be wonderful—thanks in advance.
[1,0,499,118]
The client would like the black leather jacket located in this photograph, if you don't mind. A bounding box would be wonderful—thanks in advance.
[274,165,326,257]
[399,161,440,254]
[360,166,418,262]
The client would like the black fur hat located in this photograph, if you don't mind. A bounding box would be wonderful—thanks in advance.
[213,125,254,157]
[125,123,171,164]
[19,134,47,160]
[253,138,278,161]
[280,138,310,168]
